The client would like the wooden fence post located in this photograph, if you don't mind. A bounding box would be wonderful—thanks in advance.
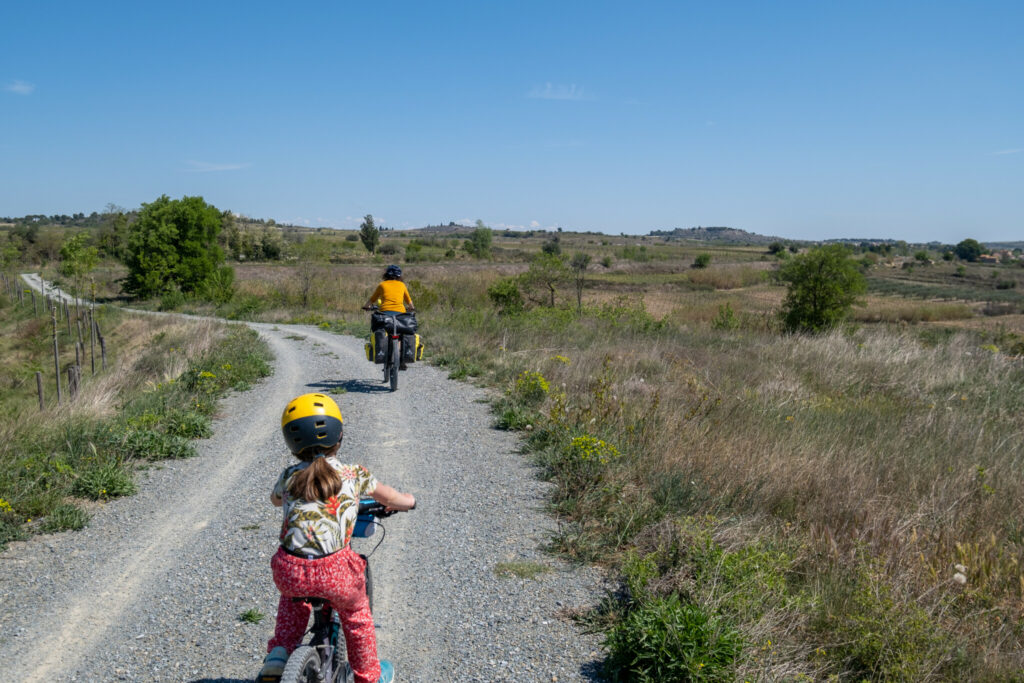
[52,307,62,404]
[36,371,44,411]
[65,301,71,335]
[68,366,78,400]
[89,309,96,375]
[75,341,81,368]
[97,322,106,371]
[31,289,37,315]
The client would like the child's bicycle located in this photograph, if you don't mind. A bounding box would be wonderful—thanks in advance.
[259,499,405,683]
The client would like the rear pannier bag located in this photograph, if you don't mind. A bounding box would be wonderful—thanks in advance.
[402,334,424,364]
[370,312,391,332]
[373,330,387,364]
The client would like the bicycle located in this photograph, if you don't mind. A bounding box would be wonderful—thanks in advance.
[261,499,405,683]
[363,306,417,393]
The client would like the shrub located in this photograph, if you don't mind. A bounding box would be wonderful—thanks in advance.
[603,593,743,682]
[512,370,549,405]
[601,255,613,268]
[487,278,524,315]
[711,303,740,330]
[692,253,711,269]
[378,243,399,256]
[159,287,186,311]
[200,265,236,304]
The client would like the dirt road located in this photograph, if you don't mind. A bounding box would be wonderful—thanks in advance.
[1,277,603,682]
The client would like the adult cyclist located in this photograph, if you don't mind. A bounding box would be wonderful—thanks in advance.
[362,265,416,368]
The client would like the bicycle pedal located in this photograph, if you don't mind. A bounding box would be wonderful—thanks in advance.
[256,676,281,683]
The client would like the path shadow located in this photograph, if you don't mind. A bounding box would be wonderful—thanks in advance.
[188,678,253,683]
[307,378,391,394]
[579,659,606,681]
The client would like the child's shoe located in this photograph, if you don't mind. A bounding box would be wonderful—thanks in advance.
[377,659,395,683]
[257,646,288,679]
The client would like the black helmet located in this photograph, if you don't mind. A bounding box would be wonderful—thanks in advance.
[384,264,402,279]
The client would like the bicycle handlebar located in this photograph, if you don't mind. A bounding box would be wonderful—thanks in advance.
[358,498,415,517]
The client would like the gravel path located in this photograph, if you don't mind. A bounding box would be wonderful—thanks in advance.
[2,276,605,682]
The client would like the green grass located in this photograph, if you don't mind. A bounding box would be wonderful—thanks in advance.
[238,608,266,624]
[0,310,272,548]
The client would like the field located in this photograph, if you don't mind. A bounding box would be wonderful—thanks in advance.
[4,224,1024,679]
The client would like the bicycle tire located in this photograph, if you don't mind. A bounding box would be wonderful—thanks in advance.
[279,645,322,683]
[389,342,398,391]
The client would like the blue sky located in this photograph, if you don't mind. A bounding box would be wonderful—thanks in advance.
[1,1,1021,242]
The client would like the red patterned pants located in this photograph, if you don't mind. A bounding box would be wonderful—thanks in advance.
[268,546,380,683]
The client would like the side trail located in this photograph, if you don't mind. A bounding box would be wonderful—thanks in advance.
[0,275,603,682]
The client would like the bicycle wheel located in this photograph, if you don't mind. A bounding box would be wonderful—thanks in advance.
[389,342,399,391]
[279,645,321,683]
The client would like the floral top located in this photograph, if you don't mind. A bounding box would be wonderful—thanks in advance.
[273,458,378,558]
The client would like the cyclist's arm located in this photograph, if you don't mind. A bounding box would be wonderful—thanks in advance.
[370,483,415,511]
[364,284,385,309]
[403,286,414,310]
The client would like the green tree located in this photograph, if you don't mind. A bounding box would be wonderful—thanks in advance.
[954,238,984,262]
[97,204,130,259]
[464,220,493,258]
[914,250,930,264]
[570,252,591,313]
[123,195,227,298]
[779,244,866,333]
[359,215,380,254]
[541,235,562,255]
[521,252,568,307]
[59,232,99,295]
[692,253,711,269]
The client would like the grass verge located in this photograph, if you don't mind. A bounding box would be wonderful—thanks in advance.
[0,298,271,549]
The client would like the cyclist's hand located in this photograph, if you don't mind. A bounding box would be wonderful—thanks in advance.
[406,306,416,313]
[362,305,373,311]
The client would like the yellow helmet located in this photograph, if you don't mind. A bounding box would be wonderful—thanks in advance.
[281,393,344,454]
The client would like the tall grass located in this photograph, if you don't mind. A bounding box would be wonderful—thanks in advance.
[411,273,1024,679]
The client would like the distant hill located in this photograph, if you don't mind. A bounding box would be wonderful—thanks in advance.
[648,226,785,245]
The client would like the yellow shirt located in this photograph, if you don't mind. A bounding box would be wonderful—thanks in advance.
[369,280,413,313]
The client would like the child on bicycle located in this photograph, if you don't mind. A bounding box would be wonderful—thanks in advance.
[259,393,416,683]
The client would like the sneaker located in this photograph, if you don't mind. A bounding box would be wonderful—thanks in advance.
[377,659,395,683]
[399,362,407,371]
[258,646,288,679]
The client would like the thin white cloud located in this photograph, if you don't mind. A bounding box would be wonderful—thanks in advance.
[530,220,540,228]
[184,160,251,172]
[5,80,35,95]
[527,83,589,101]
[992,148,1023,156]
